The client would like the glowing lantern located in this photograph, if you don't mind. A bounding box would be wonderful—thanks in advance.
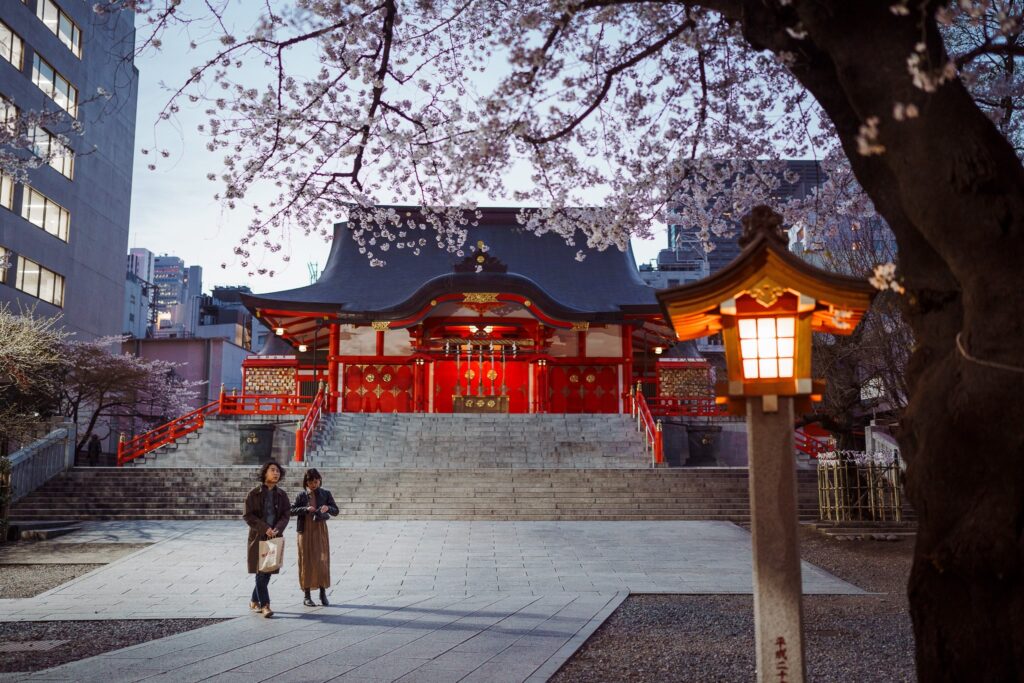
[657,206,874,412]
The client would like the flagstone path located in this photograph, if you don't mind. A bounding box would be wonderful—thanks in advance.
[0,521,862,682]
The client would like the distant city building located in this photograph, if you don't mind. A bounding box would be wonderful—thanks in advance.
[128,247,155,283]
[0,2,139,338]
[123,270,153,338]
[152,255,202,338]
[123,336,251,407]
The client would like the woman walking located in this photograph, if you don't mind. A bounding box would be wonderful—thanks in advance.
[243,460,290,618]
[291,468,339,606]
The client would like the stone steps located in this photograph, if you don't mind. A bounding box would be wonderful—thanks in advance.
[10,467,819,522]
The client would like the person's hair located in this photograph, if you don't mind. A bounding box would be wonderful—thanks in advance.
[303,468,322,489]
[258,460,285,484]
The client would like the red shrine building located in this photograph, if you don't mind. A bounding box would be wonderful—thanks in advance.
[239,207,679,415]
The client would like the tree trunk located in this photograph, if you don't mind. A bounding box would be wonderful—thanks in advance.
[733,1,1024,678]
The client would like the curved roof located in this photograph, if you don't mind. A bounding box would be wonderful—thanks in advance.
[242,207,659,322]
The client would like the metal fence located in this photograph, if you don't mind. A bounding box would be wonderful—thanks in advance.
[817,460,904,522]
[5,424,76,505]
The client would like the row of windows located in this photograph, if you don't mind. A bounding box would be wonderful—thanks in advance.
[36,0,82,58]
[2,97,76,179]
[32,53,76,116]
[0,175,71,241]
[30,125,74,178]
[3,7,81,117]
[19,0,82,59]
[0,20,24,70]
[0,246,65,307]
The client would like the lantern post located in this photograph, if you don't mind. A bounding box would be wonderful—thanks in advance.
[657,206,875,683]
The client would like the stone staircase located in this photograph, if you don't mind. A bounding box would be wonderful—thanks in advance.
[8,466,821,522]
[306,413,651,469]
[126,416,300,467]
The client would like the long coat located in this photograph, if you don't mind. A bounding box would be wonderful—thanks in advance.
[289,489,340,534]
[242,485,291,574]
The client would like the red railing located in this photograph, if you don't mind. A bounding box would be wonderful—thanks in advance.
[219,393,312,415]
[117,400,220,466]
[795,429,832,458]
[294,385,327,462]
[632,388,664,466]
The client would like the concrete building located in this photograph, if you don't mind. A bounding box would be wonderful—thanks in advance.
[0,1,138,339]
[123,269,153,338]
[127,246,154,283]
[123,336,251,408]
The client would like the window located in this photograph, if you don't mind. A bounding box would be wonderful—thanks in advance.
[0,97,15,130]
[738,316,797,380]
[0,175,13,210]
[21,186,70,241]
[30,126,74,179]
[16,256,65,306]
[32,54,77,116]
[0,21,24,70]
[36,0,82,58]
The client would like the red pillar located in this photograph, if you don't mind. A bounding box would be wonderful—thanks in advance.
[622,324,633,410]
[327,323,340,413]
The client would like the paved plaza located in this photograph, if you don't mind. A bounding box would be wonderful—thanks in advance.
[0,521,862,681]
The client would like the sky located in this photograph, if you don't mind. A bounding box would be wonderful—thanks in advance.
[125,9,668,295]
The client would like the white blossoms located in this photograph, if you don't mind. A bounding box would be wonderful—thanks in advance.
[869,262,906,294]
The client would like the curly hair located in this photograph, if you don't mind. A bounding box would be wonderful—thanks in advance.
[257,460,285,484]
[303,468,322,488]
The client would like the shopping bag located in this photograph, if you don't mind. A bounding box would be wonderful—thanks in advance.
[258,536,285,573]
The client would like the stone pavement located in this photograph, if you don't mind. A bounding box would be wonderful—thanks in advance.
[0,521,863,681]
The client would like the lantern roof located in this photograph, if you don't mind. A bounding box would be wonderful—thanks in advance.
[657,206,876,341]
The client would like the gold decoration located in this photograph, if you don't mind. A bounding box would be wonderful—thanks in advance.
[371,321,390,331]
[486,369,498,381]
[382,373,392,383]
[585,374,596,383]
[571,321,590,331]
[569,374,580,384]
[487,400,495,408]
[747,277,788,308]
[430,299,438,306]
[465,369,476,380]
[365,373,376,383]
[523,299,531,307]
[372,385,384,398]
[356,386,367,396]
[477,240,486,250]
[463,292,499,303]
[476,254,486,264]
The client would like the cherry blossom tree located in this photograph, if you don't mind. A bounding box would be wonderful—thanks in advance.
[90,0,1024,676]
[0,305,66,455]
[57,337,203,453]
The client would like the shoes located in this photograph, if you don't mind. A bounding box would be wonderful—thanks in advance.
[303,597,316,607]
[261,606,274,618]
[319,589,329,606]
[249,601,261,612]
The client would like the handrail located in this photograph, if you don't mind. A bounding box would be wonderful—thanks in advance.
[219,393,312,415]
[794,429,832,459]
[6,425,75,504]
[117,401,219,466]
[294,384,327,462]
[633,388,664,466]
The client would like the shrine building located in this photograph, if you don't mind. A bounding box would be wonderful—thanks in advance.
[239,207,679,415]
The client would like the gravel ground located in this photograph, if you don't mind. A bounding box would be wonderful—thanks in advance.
[0,619,225,673]
[552,525,916,683]
[0,564,102,599]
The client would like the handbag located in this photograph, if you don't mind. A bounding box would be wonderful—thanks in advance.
[258,536,285,573]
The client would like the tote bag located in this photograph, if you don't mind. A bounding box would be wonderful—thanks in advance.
[258,536,285,573]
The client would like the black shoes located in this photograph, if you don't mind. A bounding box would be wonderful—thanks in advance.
[303,594,316,607]
[319,589,329,606]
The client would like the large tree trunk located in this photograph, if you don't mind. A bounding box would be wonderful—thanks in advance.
[732,1,1024,678]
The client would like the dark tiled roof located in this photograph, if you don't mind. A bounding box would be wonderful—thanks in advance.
[243,208,659,321]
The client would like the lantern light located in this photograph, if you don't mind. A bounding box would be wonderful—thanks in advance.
[653,346,664,355]
[298,344,307,352]
[275,327,285,336]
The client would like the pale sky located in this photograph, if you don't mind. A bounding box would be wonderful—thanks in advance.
[126,12,667,295]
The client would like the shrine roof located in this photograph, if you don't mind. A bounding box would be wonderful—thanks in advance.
[242,207,660,322]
